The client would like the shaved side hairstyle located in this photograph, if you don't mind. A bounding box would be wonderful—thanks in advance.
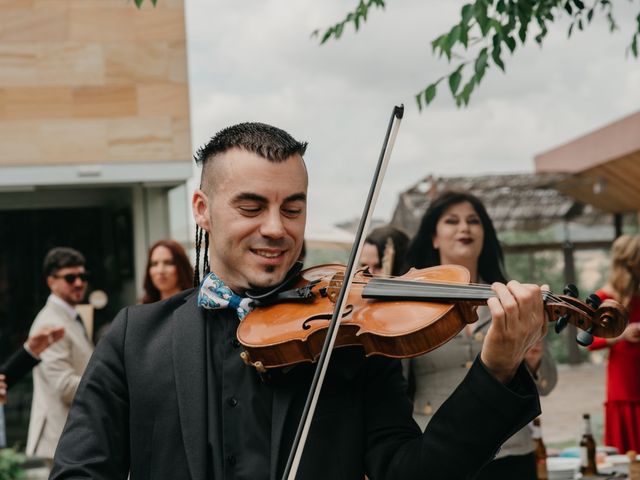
[192,122,308,285]
[195,122,308,167]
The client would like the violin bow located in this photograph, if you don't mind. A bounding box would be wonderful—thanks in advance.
[282,105,405,480]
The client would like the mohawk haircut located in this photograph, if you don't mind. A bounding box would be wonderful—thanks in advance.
[194,122,308,166]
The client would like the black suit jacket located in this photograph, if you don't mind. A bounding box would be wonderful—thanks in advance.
[1,346,39,388]
[51,289,540,480]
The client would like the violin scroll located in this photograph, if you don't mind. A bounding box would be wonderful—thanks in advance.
[543,293,627,339]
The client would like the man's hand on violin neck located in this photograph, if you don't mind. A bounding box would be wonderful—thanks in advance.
[481,281,547,384]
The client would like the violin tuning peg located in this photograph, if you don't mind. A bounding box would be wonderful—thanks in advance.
[563,283,579,298]
[576,326,594,347]
[585,293,602,309]
[555,314,569,334]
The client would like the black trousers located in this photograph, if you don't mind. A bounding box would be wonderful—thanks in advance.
[476,452,537,480]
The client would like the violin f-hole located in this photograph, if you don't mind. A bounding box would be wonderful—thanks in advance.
[301,304,354,330]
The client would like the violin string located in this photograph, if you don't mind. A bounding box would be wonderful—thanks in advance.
[351,282,485,298]
[364,282,495,300]
[359,272,495,289]
[353,281,493,297]
[348,278,572,307]
[364,277,570,304]
[360,275,568,302]
[357,272,572,303]
[364,279,569,305]
[356,277,495,291]
[355,278,496,295]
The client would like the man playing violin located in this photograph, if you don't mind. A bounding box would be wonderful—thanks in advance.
[51,122,546,479]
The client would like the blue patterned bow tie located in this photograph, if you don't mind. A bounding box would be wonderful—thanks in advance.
[197,272,255,320]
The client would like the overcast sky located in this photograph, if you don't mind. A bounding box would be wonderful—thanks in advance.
[183,0,640,236]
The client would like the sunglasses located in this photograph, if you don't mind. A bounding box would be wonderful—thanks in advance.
[53,272,90,284]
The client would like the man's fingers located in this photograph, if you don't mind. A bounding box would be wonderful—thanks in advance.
[486,296,504,331]
[506,281,537,310]
[507,281,546,343]
[491,282,520,332]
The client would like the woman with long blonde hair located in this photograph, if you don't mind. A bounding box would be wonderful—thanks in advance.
[590,234,640,453]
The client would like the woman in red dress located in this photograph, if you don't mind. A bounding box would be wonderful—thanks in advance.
[590,234,640,454]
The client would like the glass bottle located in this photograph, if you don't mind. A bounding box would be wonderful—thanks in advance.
[579,413,598,476]
[532,417,548,480]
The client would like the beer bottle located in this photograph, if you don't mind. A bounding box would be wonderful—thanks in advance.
[628,450,640,480]
[532,417,548,480]
[579,413,598,475]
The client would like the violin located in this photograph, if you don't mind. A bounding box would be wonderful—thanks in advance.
[238,263,628,372]
[274,105,626,480]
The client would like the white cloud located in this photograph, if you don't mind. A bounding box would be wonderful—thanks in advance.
[184,0,640,231]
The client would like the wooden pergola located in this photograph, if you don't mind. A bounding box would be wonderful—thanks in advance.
[534,110,640,360]
[389,172,607,237]
[535,110,640,224]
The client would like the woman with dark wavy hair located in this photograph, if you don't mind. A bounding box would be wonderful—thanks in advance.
[404,190,556,480]
[404,190,506,283]
[142,240,194,304]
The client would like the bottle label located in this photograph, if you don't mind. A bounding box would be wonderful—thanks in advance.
[580,446,589,467]
[537,459,548,478]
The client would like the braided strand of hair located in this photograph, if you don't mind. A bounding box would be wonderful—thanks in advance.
[203,231,210,275]
[194,225,203,287]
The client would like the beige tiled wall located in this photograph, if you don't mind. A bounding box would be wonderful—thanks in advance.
[0,0,190,166]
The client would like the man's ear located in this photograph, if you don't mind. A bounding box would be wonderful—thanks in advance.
[192,189,212,232]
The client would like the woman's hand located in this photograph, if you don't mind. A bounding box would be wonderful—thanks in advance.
[481,281,547,384]
[621,323,640,344]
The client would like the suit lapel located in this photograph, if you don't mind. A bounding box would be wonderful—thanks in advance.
[173,292,207,480]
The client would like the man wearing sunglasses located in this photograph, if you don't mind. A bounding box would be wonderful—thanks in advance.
[26,247,94,464]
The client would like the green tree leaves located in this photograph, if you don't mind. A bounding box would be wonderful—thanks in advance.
[310,0,386,44]
[449,67,463,95]
[314,0,639,111]
[414,0,639,109]
[132,0,640,110]
[475,48,489,76]
[134,0,157,7]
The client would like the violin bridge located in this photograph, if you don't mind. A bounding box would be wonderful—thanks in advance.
[240,351,267,373]
[327,271,345,304]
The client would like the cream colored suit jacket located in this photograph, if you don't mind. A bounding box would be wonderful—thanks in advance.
[26,297,93,459]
